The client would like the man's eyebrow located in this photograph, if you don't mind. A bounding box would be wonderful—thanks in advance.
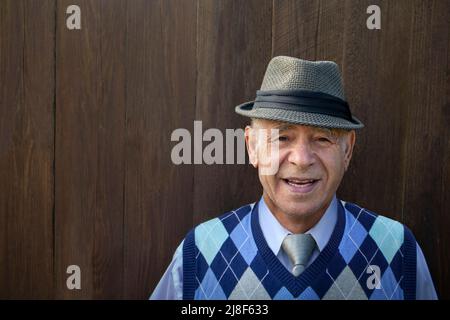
[272,124,295,132]
[314,127,333,135]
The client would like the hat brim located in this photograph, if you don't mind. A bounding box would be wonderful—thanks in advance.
[235,101,364,130]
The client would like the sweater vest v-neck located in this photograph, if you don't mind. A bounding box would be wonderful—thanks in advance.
[182,200,417,300]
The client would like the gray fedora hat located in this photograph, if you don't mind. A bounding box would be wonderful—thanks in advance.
[235,56,364,129]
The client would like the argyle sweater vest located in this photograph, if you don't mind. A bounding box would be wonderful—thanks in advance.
[182,200,417,300]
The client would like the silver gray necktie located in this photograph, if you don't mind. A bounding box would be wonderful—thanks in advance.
[282,233,316,277]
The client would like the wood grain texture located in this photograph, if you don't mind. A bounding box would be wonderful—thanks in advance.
[55,0,100,298]
[55,0,127,299]
[399,0,449,299]
[193,0,272,225]
[93,0,127,299]
[124,0,197,299]
[338,0,411,222]
[0,0,55,299]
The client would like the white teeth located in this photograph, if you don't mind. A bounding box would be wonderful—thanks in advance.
[287,179,314,185]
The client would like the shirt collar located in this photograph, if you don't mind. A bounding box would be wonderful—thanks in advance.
[258,195,338,256]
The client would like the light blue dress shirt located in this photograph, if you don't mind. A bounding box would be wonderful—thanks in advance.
[150,195,438,300]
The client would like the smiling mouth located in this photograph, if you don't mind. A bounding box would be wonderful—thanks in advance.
[282,178,320,193]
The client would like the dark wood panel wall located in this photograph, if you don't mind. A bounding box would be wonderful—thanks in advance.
[0,0,448,299]
[0,0,55,299]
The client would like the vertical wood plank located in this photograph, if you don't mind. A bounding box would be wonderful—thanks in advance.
[93,0,127,299]
[273,0,321,59]
[193,0,272,224]
[400,0,450,299]
[443,16,450,299]
[55,0,126,299]
[56,0,99,299]
[337,0,412,222]
[125,0,197,299]
[0,0,55,298]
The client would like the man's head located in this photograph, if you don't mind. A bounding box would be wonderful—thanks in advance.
[235,56,363,230]
[245,118,355,224]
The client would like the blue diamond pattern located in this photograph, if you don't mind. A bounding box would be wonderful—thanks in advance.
[370,249,389,272]
[220,238,239,263]
[196,252,210,283]
[389,249,404,282]
[359,235,379,262]
[345,203,377,231]
[381,266,404,299]
[235,205,252,219]
[339,237,360,264]
[229,251,248,280]
[348,216,369,247]
[370,266,404,300]
[298,286,320,300]
[196,218,229,265]
[311,269,334,298]
[274,287,294,300]
[344,202,365,219]
[210,251,228,281]
[236,236,257,265]
[327,254,347,280]
[230,214,258,265]
[358,209,378,231]
[348,250,370,280]
[230,218,250,249]
[198,268,223,299]
[357,250,389,297]
[261,273,283,298]
[249,254,269,280]
[369,216,404,263]
[219,268,239,297]
[340,215,368,263]
[221,212,241,234]
[190,201,408,300]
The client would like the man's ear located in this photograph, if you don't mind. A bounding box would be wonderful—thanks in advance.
[245,125,258,168]
[342,130,356,171]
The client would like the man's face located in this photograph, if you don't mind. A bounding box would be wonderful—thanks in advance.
[245,119,356,222]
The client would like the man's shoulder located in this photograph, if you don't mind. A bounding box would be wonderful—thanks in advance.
[341,200,415,241]
[187,202,256,239]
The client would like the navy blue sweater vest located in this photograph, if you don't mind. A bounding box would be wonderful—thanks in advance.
[182,200,417,300]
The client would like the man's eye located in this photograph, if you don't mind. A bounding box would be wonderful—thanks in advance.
[316,137,331,143]
[278,136,288,142]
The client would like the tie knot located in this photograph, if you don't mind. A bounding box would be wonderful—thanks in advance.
[282,233,316,276]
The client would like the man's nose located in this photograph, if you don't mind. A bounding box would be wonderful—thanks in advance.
[287,141,316,169]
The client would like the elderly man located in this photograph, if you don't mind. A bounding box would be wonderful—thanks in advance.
[151,56,437,300]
